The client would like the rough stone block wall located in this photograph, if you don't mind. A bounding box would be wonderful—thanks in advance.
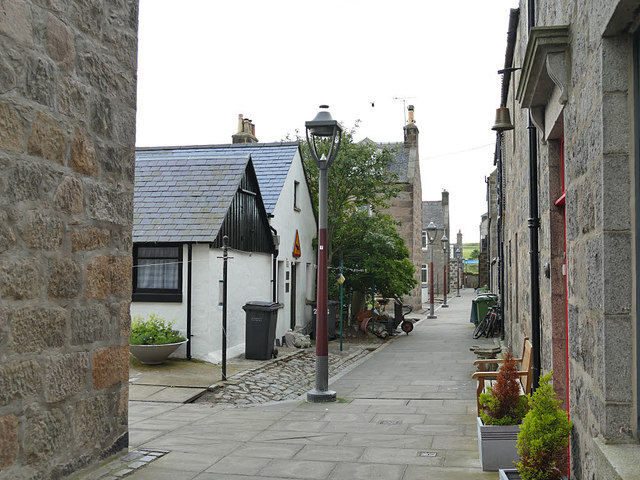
[501,2,638,479]
[0,0,137,478]
[386,184,422,309]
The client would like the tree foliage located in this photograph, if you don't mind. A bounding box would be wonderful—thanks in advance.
[298,124,416,300]
[479,349,528,426]
[331,211,417,300]
[516,372,573,480]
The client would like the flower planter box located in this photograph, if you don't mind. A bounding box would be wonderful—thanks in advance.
[130,340,188,365]
[498,469,567,480]
[477,417,520,471]
[498,469,520,480]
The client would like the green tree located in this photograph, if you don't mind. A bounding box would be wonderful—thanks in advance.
[298,124,416,300]
[299,124,402,264]
[331,211,417,300]
[471,249,480,260]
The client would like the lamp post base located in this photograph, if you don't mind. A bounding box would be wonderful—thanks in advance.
[307,389,337,403]
[442,304,449,308]
[427,314,437,319]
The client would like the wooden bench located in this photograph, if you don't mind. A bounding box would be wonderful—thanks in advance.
[472,337,533,415]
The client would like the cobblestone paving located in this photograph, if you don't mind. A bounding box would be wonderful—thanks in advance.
[196,344,377,405]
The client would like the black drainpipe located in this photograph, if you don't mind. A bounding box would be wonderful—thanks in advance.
[270,226,278,303]
[486,177,491,289]
[497,8,520,342]
[528,0,542,391]
[187,243,193,360]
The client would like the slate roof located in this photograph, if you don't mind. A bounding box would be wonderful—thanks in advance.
[134,150,248,242]
[359,139,409,182]
[422,201,444,229]
[133,143,300,243]
[387,150,410,182]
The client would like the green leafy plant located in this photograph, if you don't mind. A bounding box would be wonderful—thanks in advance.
[479,349,528,425]
[515,372,573,480]
[130,314,186,345]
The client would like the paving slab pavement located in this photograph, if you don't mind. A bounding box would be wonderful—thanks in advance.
[81,289,500,479]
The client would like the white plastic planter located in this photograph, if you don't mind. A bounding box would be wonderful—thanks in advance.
[477,417,520,471]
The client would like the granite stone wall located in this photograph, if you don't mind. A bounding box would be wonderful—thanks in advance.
[500,2,638,478]
[0,0,137,477]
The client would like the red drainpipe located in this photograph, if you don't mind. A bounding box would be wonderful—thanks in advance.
[554,137,570,476]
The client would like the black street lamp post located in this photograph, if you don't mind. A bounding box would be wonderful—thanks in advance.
[426,222,437,319]
[305,106,342,403]
[441,234,449,308]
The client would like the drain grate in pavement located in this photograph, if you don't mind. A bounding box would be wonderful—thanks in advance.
[379,420,400,425]
[417,451,437,457]
[78,448,170,479]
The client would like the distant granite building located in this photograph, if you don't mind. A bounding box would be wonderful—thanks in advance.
[421,192,450,304]
[379,106,423,310]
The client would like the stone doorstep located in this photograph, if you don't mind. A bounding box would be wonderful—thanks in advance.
[75,448,170,479]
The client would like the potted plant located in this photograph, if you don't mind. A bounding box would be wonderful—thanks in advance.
[477,349,528,471]
[129,313,187,365]
[499,372,573,480]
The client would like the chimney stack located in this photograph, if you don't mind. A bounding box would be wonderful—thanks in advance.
[403,105,419,152]
[232,113,259,144]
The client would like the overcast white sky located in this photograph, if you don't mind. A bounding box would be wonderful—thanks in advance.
[136,0,519,244]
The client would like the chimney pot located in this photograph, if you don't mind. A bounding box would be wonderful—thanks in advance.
[232,113,259,144]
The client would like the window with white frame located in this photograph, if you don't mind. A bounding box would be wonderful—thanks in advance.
[421,264,428,283]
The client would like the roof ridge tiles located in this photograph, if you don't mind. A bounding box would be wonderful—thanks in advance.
[136,141,299,151]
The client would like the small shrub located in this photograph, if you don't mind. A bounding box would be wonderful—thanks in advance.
[479,349,528,425]
[516,372,573,480]
[130,313,186,345]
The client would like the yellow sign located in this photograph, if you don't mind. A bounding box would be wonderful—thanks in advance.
[293,230,301,258]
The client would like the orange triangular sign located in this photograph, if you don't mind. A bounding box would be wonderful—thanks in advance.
[293,230,301,258]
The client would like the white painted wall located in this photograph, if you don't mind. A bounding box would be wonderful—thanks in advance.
[131,244,272,363]
[270,150,318,341]
[131,149,317,362]
[130,244,190,358]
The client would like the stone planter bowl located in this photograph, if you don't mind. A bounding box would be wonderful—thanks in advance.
[129,340,187,365]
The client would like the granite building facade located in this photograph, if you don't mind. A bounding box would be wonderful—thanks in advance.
[0,0,138,477]
[494,2,640,478]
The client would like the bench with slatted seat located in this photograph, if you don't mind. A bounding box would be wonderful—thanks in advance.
[472,337,533,415]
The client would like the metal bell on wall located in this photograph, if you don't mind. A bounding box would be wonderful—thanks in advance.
[492,107,514,132]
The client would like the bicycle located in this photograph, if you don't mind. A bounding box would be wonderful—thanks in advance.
[472,305,502,339]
